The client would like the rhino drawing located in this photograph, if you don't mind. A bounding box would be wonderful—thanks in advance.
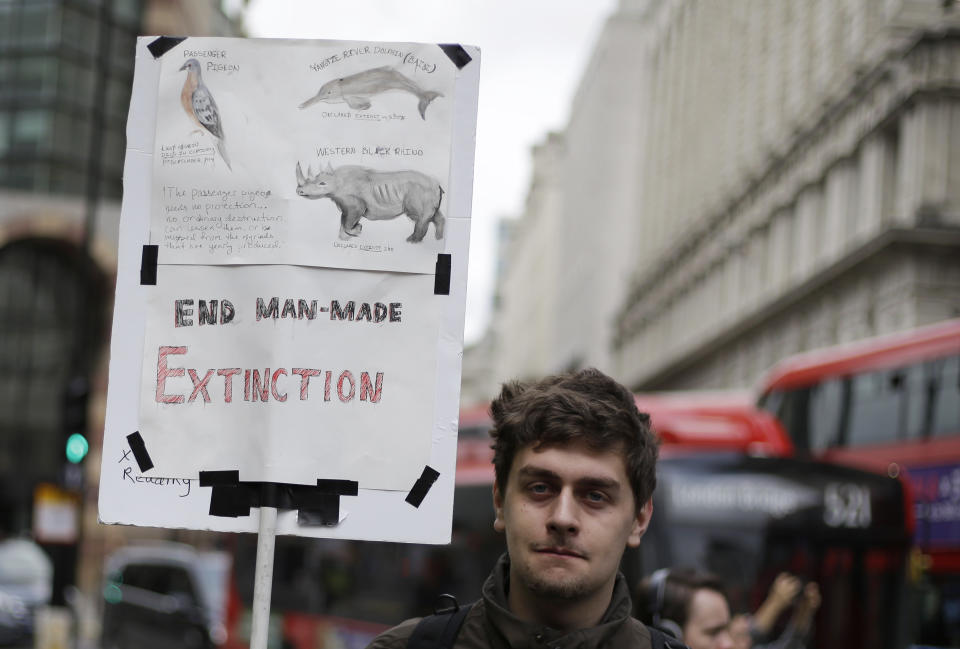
[295,162,445,243]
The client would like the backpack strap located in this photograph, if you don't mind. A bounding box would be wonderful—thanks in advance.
[648,625,690,649]
[407,600,475,649]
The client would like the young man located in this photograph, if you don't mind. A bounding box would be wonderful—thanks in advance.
[635,569,735,649]
[367,368,663,648]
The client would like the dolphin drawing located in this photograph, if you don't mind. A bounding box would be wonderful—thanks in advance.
[299,66,442,119]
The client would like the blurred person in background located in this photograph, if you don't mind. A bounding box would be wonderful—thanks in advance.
[635,568,735,649]
[729,574,821,649]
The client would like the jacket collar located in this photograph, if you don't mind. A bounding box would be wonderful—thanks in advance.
[481,553,634,649]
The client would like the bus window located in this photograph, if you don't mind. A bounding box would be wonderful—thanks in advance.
[766,381,843,453]
[846,370,902,447]
[774,388,811,452]
[809,378,845,452]
[931,355,960,438]
[902,362,928,440]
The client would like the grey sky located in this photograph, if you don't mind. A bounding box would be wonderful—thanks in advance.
[243,0,618,342]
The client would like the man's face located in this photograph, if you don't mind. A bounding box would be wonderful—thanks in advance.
[683,589,735,649]
[493,441,651,604]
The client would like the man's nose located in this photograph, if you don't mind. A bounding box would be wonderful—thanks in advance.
[547,489,579,535]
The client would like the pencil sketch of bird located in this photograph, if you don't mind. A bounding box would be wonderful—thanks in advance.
[179,58,231,170]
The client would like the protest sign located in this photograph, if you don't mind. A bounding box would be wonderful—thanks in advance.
[98,36,480,544]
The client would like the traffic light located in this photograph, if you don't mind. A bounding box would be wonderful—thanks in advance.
[62,376,90,465]
[65,433,88,464]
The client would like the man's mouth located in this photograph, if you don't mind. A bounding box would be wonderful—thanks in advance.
[534,546,586,559]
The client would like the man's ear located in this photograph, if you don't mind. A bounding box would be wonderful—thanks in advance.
[627,499,653,548]
[492,482,505,533]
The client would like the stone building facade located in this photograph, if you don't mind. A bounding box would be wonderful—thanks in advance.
[614,0,960,389]
[492,3,648,382]
[490,0,960,393]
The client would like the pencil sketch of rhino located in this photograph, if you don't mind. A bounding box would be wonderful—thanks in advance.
[295,162,445,243]
[298,66,442,119]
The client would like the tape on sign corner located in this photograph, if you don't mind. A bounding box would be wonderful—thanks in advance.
[434,254,451,295]
[438,44,472,69]
[147,36,187,59]
[125,432,154,472]
[140,245,158,285]
[405,466,441,508]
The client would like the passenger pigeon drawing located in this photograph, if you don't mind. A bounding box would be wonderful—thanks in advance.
[299,66,443,119]
[179,58,232,170]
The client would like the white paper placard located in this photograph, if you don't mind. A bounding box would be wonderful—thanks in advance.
[152,38,457,273]
[98,36,480,544]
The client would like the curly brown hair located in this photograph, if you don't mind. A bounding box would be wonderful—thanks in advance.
[489,368,659,511]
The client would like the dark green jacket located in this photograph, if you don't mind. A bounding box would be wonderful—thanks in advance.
[367,554,653,649]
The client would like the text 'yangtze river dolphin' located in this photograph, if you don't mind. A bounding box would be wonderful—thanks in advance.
[299,66,442,119]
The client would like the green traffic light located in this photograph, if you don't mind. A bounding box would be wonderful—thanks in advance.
[66,433,89,463]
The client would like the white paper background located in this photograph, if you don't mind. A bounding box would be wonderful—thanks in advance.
[151,38,458,273]
[139,266,439,489]
[98,36,480,543]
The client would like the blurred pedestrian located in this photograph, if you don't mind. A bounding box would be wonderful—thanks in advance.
[730,573,821,649]
[366,368,680,649]
[635,568,735,649]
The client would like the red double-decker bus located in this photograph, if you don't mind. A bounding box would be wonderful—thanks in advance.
[457,390,793,483]
[756,318,960,646]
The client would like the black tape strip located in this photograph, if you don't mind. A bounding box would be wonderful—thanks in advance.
[406,466,440,508]
[316,479,359,496]
[200,475,357,525]
[140,245,158,285]
[434,254,451,295]
[148,36,187,59]
[209,485,249,517]
[298,501,339,526]
[438,44,472,69]
[199,470,239,487]
[126,432,154,472]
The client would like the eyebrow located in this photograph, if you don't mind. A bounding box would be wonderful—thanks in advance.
[515,466,621,491]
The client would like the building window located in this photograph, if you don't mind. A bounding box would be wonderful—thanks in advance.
[17,3,58,48]
[53,111,92,162]
[17,56,57,98]
[0,6,14,49]
[10,110,52,153]
[113,0,142,25]
[105,76,131,119]
[60,5,100,57]
[58,59,95,107]
[0,113,9,155]
[110,24,137,71]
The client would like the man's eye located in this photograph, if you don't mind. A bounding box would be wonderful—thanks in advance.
[529,483,549,495]
[585,491,607,503]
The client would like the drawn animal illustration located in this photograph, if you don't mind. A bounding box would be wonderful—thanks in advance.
[179,58,231,170]
[295,163,445,243]
[299,66,442,119]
